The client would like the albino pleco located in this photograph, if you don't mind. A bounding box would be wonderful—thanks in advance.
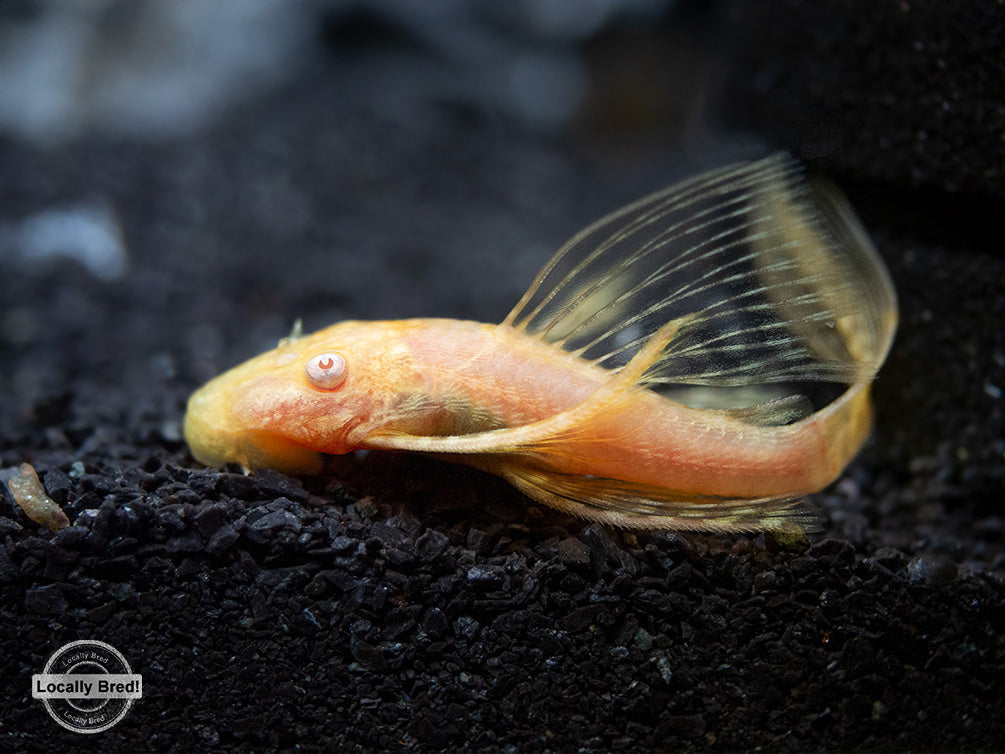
[185,155,897,532]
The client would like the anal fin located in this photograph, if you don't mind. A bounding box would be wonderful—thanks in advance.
[500,463,819,534]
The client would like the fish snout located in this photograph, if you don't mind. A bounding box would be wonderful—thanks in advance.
[183,381,244,468]
[184,376,324,475]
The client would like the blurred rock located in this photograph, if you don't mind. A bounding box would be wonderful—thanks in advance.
[1,201,127,280]
[0,0,316,143]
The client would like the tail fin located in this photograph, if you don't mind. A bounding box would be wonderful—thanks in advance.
[782,178,898,487]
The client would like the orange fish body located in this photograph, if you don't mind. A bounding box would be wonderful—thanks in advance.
[185,156,897,532]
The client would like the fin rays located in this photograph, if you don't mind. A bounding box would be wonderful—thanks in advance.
[502,464,818,533]
[502,154,891,391]
[380,155,896,533]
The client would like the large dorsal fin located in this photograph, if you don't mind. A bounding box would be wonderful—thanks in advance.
[502,154,896,391]
[368,155,897,456]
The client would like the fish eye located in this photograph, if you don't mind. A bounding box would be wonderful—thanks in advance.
[305,351,347,390]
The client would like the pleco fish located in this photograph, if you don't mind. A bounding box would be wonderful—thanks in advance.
[184,155,897,532]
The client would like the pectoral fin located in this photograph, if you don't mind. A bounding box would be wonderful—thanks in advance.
[365,313,697,455]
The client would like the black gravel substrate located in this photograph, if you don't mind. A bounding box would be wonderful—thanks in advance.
[2,4,1003,752]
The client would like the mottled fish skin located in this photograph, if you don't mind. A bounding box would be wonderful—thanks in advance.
[184,155,897,533]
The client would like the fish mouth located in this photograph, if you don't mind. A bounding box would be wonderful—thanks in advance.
[184,385,324,475]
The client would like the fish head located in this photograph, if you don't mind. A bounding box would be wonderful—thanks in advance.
[184,320,413,474]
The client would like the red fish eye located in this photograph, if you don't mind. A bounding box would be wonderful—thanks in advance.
[305,351,346,390]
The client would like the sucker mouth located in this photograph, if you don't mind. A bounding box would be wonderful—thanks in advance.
[184,384,325,475]
[232,430,325,475]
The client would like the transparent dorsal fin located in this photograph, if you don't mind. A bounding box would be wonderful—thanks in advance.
[502,154,897,390]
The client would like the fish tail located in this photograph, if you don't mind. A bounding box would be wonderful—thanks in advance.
[784,173,898,491]
[796,378,877,493]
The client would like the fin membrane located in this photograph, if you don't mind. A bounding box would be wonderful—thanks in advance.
[502,463,820,533]
[722,394,814,426]
[502,154,897,391]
